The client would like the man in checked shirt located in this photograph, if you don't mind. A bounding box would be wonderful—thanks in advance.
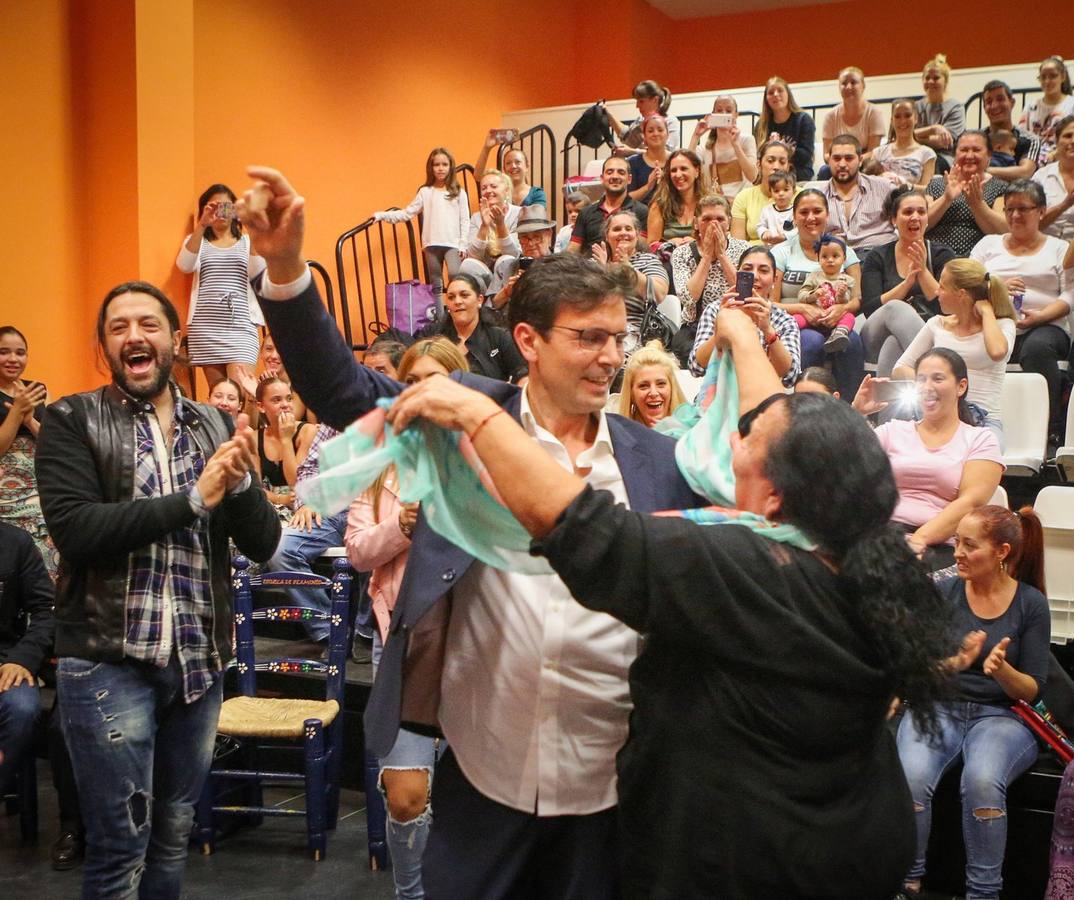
[35,281,279,899]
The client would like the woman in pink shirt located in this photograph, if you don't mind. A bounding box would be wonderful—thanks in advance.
[855,347,1003,570]
[345,337,467,899]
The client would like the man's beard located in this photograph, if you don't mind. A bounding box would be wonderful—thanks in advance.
[108,344,174,400]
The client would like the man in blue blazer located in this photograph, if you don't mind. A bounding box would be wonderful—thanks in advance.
[244,167,702,899]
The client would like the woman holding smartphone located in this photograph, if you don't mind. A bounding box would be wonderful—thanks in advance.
[689,246,801,386]
[176,183,266,398]
[688,96,758,200]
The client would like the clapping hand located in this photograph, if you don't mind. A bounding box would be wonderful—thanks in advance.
[487,201,507,230]
[590,242,609,265]
[982,636,1011,677]
[905,240,926,279]
[4,381,46,424]
[964,174,985,208]
[943,169,965,202]
[948,630,987,672]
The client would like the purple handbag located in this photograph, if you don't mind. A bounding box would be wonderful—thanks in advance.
[385,280,438,335]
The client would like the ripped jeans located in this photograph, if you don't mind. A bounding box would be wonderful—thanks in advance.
[57,654,222,899]
[896,702,1039,899]
[371,631,446,899]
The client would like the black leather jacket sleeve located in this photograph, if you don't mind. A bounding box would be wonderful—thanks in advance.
[220,480,281,564]
[36,400,197,565]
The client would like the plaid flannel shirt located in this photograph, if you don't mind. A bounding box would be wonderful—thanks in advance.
[124,388,219,702]
[293,424,340,508]
[688,300,802,386]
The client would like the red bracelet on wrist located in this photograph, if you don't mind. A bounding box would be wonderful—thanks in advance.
[467,408,505,442]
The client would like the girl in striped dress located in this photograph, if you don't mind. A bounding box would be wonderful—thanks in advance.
[176,183,266,397]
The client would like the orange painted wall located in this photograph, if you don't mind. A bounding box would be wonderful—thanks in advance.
[0,1,81,396]
[69,0,140,387]
[663,0,1074,91]
[189,0,605,299]
[0,0,138,397]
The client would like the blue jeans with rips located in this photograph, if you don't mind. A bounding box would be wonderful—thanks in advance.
[897,701,1039,900]
[0,680,40,793]
[268,510,349,642]
[57,654,223,900]
[372,632,446,899]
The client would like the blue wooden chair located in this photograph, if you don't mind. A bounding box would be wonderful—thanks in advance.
[194,555,351,860]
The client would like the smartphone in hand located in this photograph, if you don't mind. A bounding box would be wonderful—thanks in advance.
[735,270,755,301]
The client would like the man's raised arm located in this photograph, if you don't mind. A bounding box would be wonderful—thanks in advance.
[238,166,403,428]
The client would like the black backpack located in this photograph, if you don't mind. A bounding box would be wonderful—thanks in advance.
[568,101,615,150]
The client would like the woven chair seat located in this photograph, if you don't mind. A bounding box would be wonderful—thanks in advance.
[217,696,340,739]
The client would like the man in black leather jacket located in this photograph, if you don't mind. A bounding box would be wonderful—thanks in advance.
[35,280,279,899]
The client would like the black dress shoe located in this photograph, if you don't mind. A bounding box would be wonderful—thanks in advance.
[51,830,84,871]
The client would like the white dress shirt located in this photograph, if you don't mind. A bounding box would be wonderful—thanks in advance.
[438,388,637,816]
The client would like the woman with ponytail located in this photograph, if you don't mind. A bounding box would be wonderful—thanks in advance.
[385,304,956,897]
[892,259,1016,441]
[607,79,681,152]
[897,504,1049,900]
[860,347,1004,570]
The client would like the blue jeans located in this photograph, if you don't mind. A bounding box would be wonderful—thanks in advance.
[268,510,348,641]
[799,326,865,399]
[372,632,446,899]
[0,681,40,793]
[897,702,1039,899]
[57,654,223,900]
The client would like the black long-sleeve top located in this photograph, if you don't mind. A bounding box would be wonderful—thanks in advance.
[765,111,817,181]
[415,314,527,383]
[860,238,957,319]
[0,522,54,674]
[534,486,916,899]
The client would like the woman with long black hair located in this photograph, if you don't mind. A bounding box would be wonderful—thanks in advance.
[385,305,957,898]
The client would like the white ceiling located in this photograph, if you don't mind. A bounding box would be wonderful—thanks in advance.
[646,0,842,17]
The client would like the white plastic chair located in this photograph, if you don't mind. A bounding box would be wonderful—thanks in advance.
[1056,396,1074,481]
[582,158,605,178]
[657,294,682,330]
[988,484,1009,508]
[1034,486,1074,643]
[1000,373,1049,476]
[675,370,703,404]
